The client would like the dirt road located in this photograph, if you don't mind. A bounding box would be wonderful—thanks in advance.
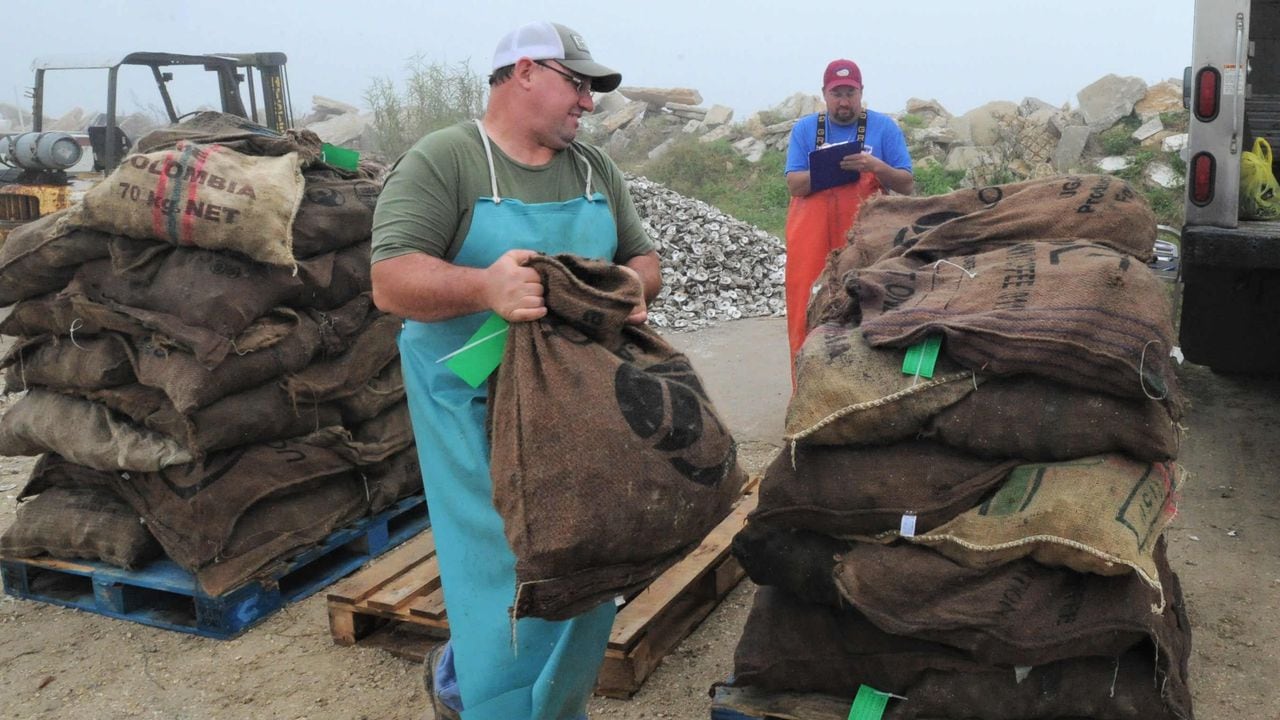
[1,316,1276,719]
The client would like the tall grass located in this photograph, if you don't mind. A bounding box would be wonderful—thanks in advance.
[364,58,487,159]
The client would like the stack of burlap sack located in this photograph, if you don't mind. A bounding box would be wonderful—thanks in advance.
[725,175,1195,719]
[0,112,421,597]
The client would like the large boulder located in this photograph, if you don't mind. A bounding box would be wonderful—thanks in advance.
[962,101,1020,147]
[1134,80,1184,119]
[618,86,703,108]
[1077,74,1148,129]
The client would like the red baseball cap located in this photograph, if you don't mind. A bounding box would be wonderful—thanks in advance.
[823,59,863,92]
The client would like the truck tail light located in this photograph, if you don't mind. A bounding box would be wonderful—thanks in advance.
[1189,152,1216,206]
[1194,67,1221,121]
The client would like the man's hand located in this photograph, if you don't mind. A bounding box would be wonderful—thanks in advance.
[619,264,649,324]
[483,249,547,322]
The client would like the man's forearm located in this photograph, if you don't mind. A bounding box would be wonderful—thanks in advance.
[371,253,490,323]
[786,171,812,197]
[877,165,915,195]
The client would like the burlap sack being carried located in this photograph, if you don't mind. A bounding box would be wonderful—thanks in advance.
[852,240,1181,407]
[0,485,162,570]
[110,438,365,595]
[786,321,980,446]
[0,389,193,471]
[490,254,745,621]
[134,111,323,163]
[728,585,1192,720]
[752,441,1017,538]
[77,140,305,268]
[905,454,1182,608]
[0,208,112,307]
[923,375,1182,462]
[834,540,1181,667]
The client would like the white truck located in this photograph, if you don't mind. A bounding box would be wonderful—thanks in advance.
[1182,0,1280,372]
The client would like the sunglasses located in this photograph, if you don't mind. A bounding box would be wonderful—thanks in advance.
[534,60,593,96]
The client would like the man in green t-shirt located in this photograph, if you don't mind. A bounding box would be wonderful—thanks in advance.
[370,20,660,720]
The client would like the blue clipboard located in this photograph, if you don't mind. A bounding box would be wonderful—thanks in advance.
[808,141,863,193]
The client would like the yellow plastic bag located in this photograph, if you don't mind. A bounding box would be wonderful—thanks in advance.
[1240,137,1280,220]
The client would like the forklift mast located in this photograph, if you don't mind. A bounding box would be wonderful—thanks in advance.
[26,52,294,173]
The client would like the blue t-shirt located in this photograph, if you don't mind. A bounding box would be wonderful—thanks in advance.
[784,109,912,175]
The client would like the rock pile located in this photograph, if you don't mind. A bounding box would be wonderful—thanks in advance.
[628,175,786,330]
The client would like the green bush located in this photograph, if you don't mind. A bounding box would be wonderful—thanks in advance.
[899,113,926,129]
[914,162,967,196]
[638,136,789,236]
[1099,123,1138,156]
[364,57,487,159]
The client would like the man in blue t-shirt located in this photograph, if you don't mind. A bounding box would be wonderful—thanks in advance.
[782,59,914,363]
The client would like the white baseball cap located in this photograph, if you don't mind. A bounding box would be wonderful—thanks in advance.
[492,21,622,93]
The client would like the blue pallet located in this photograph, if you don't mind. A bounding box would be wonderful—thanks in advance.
[1,494,429,640]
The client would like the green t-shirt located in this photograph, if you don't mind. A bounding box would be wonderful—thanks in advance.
[371,121,653,264]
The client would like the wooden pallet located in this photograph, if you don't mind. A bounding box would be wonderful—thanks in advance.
[327,481,758,698]
[1,494,429,640]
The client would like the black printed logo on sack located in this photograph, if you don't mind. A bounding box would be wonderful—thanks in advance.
[892,211,965,251]
[614,359,733,486]
[305,186,345,207]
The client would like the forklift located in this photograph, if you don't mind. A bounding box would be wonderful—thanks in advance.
[0,51,294,239]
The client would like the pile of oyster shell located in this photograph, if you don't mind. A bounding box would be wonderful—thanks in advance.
[627,175,786,331]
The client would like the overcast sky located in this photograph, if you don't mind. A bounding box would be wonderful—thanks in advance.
[2,0,1193,126]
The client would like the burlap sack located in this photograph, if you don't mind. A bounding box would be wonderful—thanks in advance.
[786,321,980,446]
[0,389,193,471]
[731,521,852,606]
[281,311,400,406]
[292,241,371,311]
[2,333,133,393]
[361,446,422,514]
[0,291,235,368]
[77,141,305,268]
[852,240,1181,406]
[337,401,414,466]
[490,254,745,620]
[0,485,162,569]
[85,381,342,458]
[834,540,1178,666]
[129,309,322,414]
[730,586,1192,720]
[333,359,404,425]
[110,438,365,595]
[17,453,119,499]
[752,441,1017,538]
[0,208,112,306]
[308,292,381,357]
[853,174,1157,265]
[923,375,1182,461]
[134,111,324,162]
[906,454,1182,604]
[292,168,382,258]
[730,585,979,697]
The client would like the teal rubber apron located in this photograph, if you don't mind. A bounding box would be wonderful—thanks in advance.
[400,120,618,720]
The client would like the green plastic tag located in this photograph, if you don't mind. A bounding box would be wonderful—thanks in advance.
[442,314,509,388]
[848,685,891,720]
[902,335,942,379]
[321,142,360,171]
